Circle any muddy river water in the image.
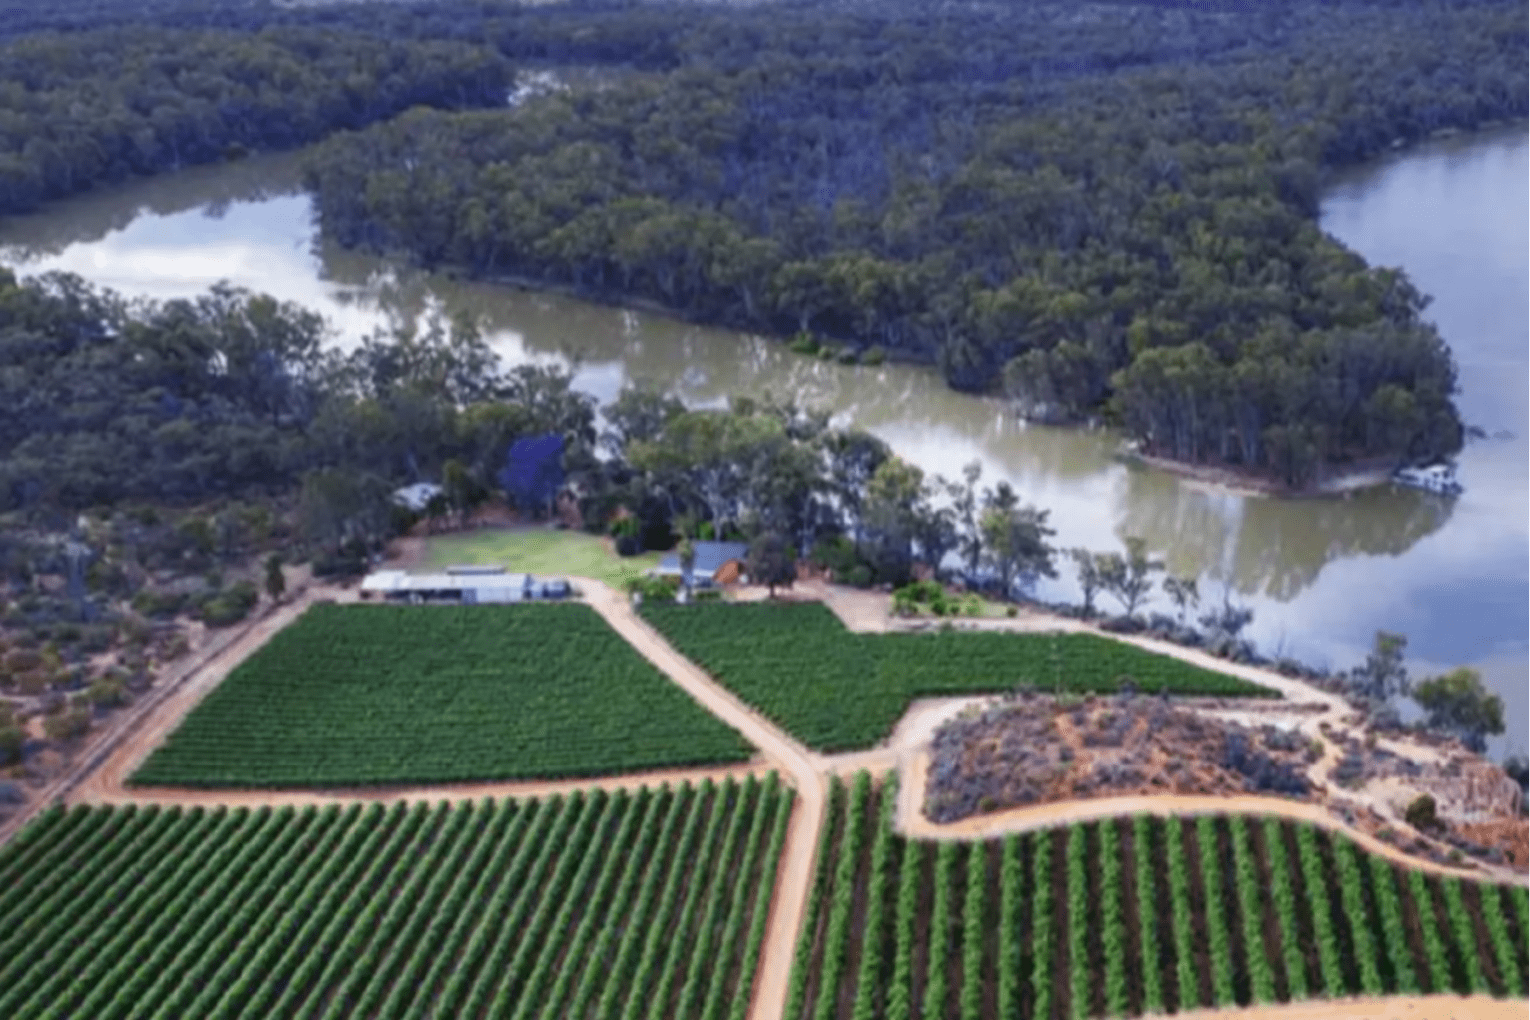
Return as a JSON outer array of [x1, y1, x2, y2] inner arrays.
[[2, 128, 1524, 753]]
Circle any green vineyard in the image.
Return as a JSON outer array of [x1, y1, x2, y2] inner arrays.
[[641, 602, 1276, 751], [0, 777, 791, 1020], [790, 772, 1530, 1019], [133, 603, 753, 787]]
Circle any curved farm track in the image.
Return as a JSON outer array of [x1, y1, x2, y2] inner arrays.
[[898, 749, 1524, 885]]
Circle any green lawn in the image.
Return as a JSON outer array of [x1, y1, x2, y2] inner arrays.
[[425, 527, 662, 589], [641, 602, 1279, 752], [131, 603, 753, 788]]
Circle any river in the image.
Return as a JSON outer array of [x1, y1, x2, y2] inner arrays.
[[1, 129, 1525, 754]]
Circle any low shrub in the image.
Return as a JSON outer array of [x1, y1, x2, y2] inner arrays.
[[1405, 793, 1440, 832]]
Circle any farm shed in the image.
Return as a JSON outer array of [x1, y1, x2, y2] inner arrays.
[[360, 566, 571, 603], [653, 541, 749, 587]]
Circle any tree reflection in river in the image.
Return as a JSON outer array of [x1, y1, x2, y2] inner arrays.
[[1115, 468, 1454, 601]]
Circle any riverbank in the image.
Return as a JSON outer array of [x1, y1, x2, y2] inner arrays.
[[1121, 448, 1397, 500]]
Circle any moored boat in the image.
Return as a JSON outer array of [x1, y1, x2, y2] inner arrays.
[[1393, 461, 1464, 495]]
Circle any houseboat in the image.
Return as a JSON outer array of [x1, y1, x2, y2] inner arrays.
[[1393, 462, 1463, 496]]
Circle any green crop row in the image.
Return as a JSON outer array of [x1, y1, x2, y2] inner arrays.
[[999, 834, 1025, 1019], [1132, 817, 1165, 1015], [1295, 824, 1346, 997], [961, 841, 987, 1020], [1480, 884, 1523, 995], [1164, 818, 1200, 1010], [0, 779, 788, 1019], [1262, 818, 1308, 1000], [1068, 825, 1090, 1020], [885, 833, 924, 1020], [923, 840, 959, 1019], [853, 773, 899, 1020], [1196, 817, 1236, 1007], [641, 602, 1276, 751], [1229, 818, 1275, 1004], [1332, 836, 1383, 994], [813, 773, 872, 1020], [1031, 827, 1055, 1020], [1442, 878, 1491, 994], [1367, 856, 1419, 994], [785, 777, 845, 1020], [1408, 869, 1454, 993], [726, 780, 795, 1020], [1099, 820, 1128, 1017], [133, 603, 753, 788]]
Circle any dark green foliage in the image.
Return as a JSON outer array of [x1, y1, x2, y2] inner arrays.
[[642, 602, 1275, 751], [131, 603, 751, 787], [0, 26, 509, 217], [299, 1, 1525, 482], [0, 780, 788, 1020], [1405, 793, 1441, 832], [885, 834, 922, 1020]]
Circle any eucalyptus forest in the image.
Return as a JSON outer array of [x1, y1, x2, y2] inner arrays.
[[0, 0, 1524, 492]]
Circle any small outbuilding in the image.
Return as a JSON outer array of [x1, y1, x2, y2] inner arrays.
[[653, 541, 749, 588], [360, 565, 571, 603]]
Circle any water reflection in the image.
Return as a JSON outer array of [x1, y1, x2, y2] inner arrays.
[[0, 131, 1523, 749]]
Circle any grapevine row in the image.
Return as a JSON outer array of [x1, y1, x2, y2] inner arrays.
[[1260, 818, 1307, 1000], [1099, 819, 1128, 1017], [1133, 817, 1164, 1015], [1068, 824, 1090, 1020]]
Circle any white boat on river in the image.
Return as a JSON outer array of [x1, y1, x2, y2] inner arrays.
[[1393, 462, 1464, 496]]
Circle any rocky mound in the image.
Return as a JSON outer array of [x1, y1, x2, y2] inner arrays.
[[925, 690, 1315, 823]]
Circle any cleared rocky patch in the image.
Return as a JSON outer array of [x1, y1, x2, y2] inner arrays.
[[925, 692, 1314, 824]]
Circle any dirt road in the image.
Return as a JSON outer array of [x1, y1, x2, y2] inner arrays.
[[897, 748, 1519, 883], [578, 579, 825, 1020], [1159, 994, 1526, 1020], [0, 583, 335, 844]]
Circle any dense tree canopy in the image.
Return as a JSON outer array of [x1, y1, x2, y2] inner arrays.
[[0, 25, 509, 215], [0, 0, 1523, 492], [289, 0, 1522, 485]]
